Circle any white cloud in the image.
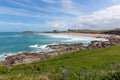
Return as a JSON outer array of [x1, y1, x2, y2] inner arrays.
[[61, 0, 73, 8], [47, 21, 69, 29], [41, 0, 73, 8], [41, 0, 75, 9], [0, 21, 43, 27], [0, 21, 53, 32], [0, 0, 81, 19], [111, 0, 120, 2], [41, 0, 56, 3], [1, 0, 120, 30], [0, 5, 62, 19], [1, 5, 120, 30], [47, 5, 120, 30], [78, 5, 120, 29]]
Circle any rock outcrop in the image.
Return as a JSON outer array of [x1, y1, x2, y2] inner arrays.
[[87, 41, 111, 49], [0, 53, 50, 66], [47, 44, 87, 51], [87, 37, 120, 49]]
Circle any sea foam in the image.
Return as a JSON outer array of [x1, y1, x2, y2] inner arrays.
[[40, 33, 108, 42], [29, 44, 41, 48]]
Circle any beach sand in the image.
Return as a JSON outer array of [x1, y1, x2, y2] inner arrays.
[[59, 32, 120, 38]]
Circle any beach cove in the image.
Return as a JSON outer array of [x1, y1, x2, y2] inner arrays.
[[0, 32, 120, 66], [0, 32, 108, 61]]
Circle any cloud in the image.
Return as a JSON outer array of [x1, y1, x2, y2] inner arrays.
[[0, 0, 81, 20], [1, 5, 120, 31], [77, 5, 120, 29], [0, 5, 62, 19], [111, 0, 120, 2], [41, 0, 57, 3], [0, 21, 43, 26], [41, 0, 73, 8], [46, 21, 69, 29], [61, 0, 73, 8], [0, 21, 53, 32], [47, 5, 120, 30], [1, 0, 120, 31]]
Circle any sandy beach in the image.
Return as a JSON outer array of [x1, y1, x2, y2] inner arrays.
[[59, 32, 120, 38]]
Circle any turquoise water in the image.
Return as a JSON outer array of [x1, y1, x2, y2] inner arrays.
[[0, 32, 107, 61]]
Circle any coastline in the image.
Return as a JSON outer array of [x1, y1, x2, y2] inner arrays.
[[58, 32, 120, 38], [0, 32, 108, 61], [0, 33, 120, 66]]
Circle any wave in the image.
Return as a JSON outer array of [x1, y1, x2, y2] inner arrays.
[[29, 44, 41, 48], [29, 44, 49, 49], [44, 33, 108, 42], [65, 36, 108, 42], [0, 53, 14, 61], [37, 33, 108, 45], [50, 34, 71, 39], [29, 44, 54, 53], [29, 43, 58, 49], [39, 33, 107, 41], [37, 33, 71, 39]]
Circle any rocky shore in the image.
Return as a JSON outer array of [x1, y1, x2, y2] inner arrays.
[[0, 36, 120, 66]]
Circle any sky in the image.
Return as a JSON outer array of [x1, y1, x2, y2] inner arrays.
[[0, 0, 120, 32]]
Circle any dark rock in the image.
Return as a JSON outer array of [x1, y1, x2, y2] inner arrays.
[[0, 53, 50, 66], [87, 41, 111, 49], [87, 37, 120, 49]]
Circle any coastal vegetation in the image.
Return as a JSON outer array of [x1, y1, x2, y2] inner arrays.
[[22, 28, 120, 36], [0, 45, 120, 80], [67, 28, 120, 35]]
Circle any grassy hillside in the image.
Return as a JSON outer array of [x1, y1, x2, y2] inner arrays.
[[0, 46, 120, 80]]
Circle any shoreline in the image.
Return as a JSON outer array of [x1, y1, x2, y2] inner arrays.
[[0, 33, 120, 66], [58, 32, 120, 38]]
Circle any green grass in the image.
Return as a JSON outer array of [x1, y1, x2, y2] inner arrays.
[[0, 46, 120, 80]]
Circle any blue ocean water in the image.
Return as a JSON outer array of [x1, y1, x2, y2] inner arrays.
[[0, 32, 107, 61]]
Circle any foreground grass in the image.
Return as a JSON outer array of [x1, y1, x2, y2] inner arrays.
[[0, 46, 120, 80]]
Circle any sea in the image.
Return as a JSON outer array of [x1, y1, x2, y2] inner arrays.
[[0, 32, 108, 61]]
